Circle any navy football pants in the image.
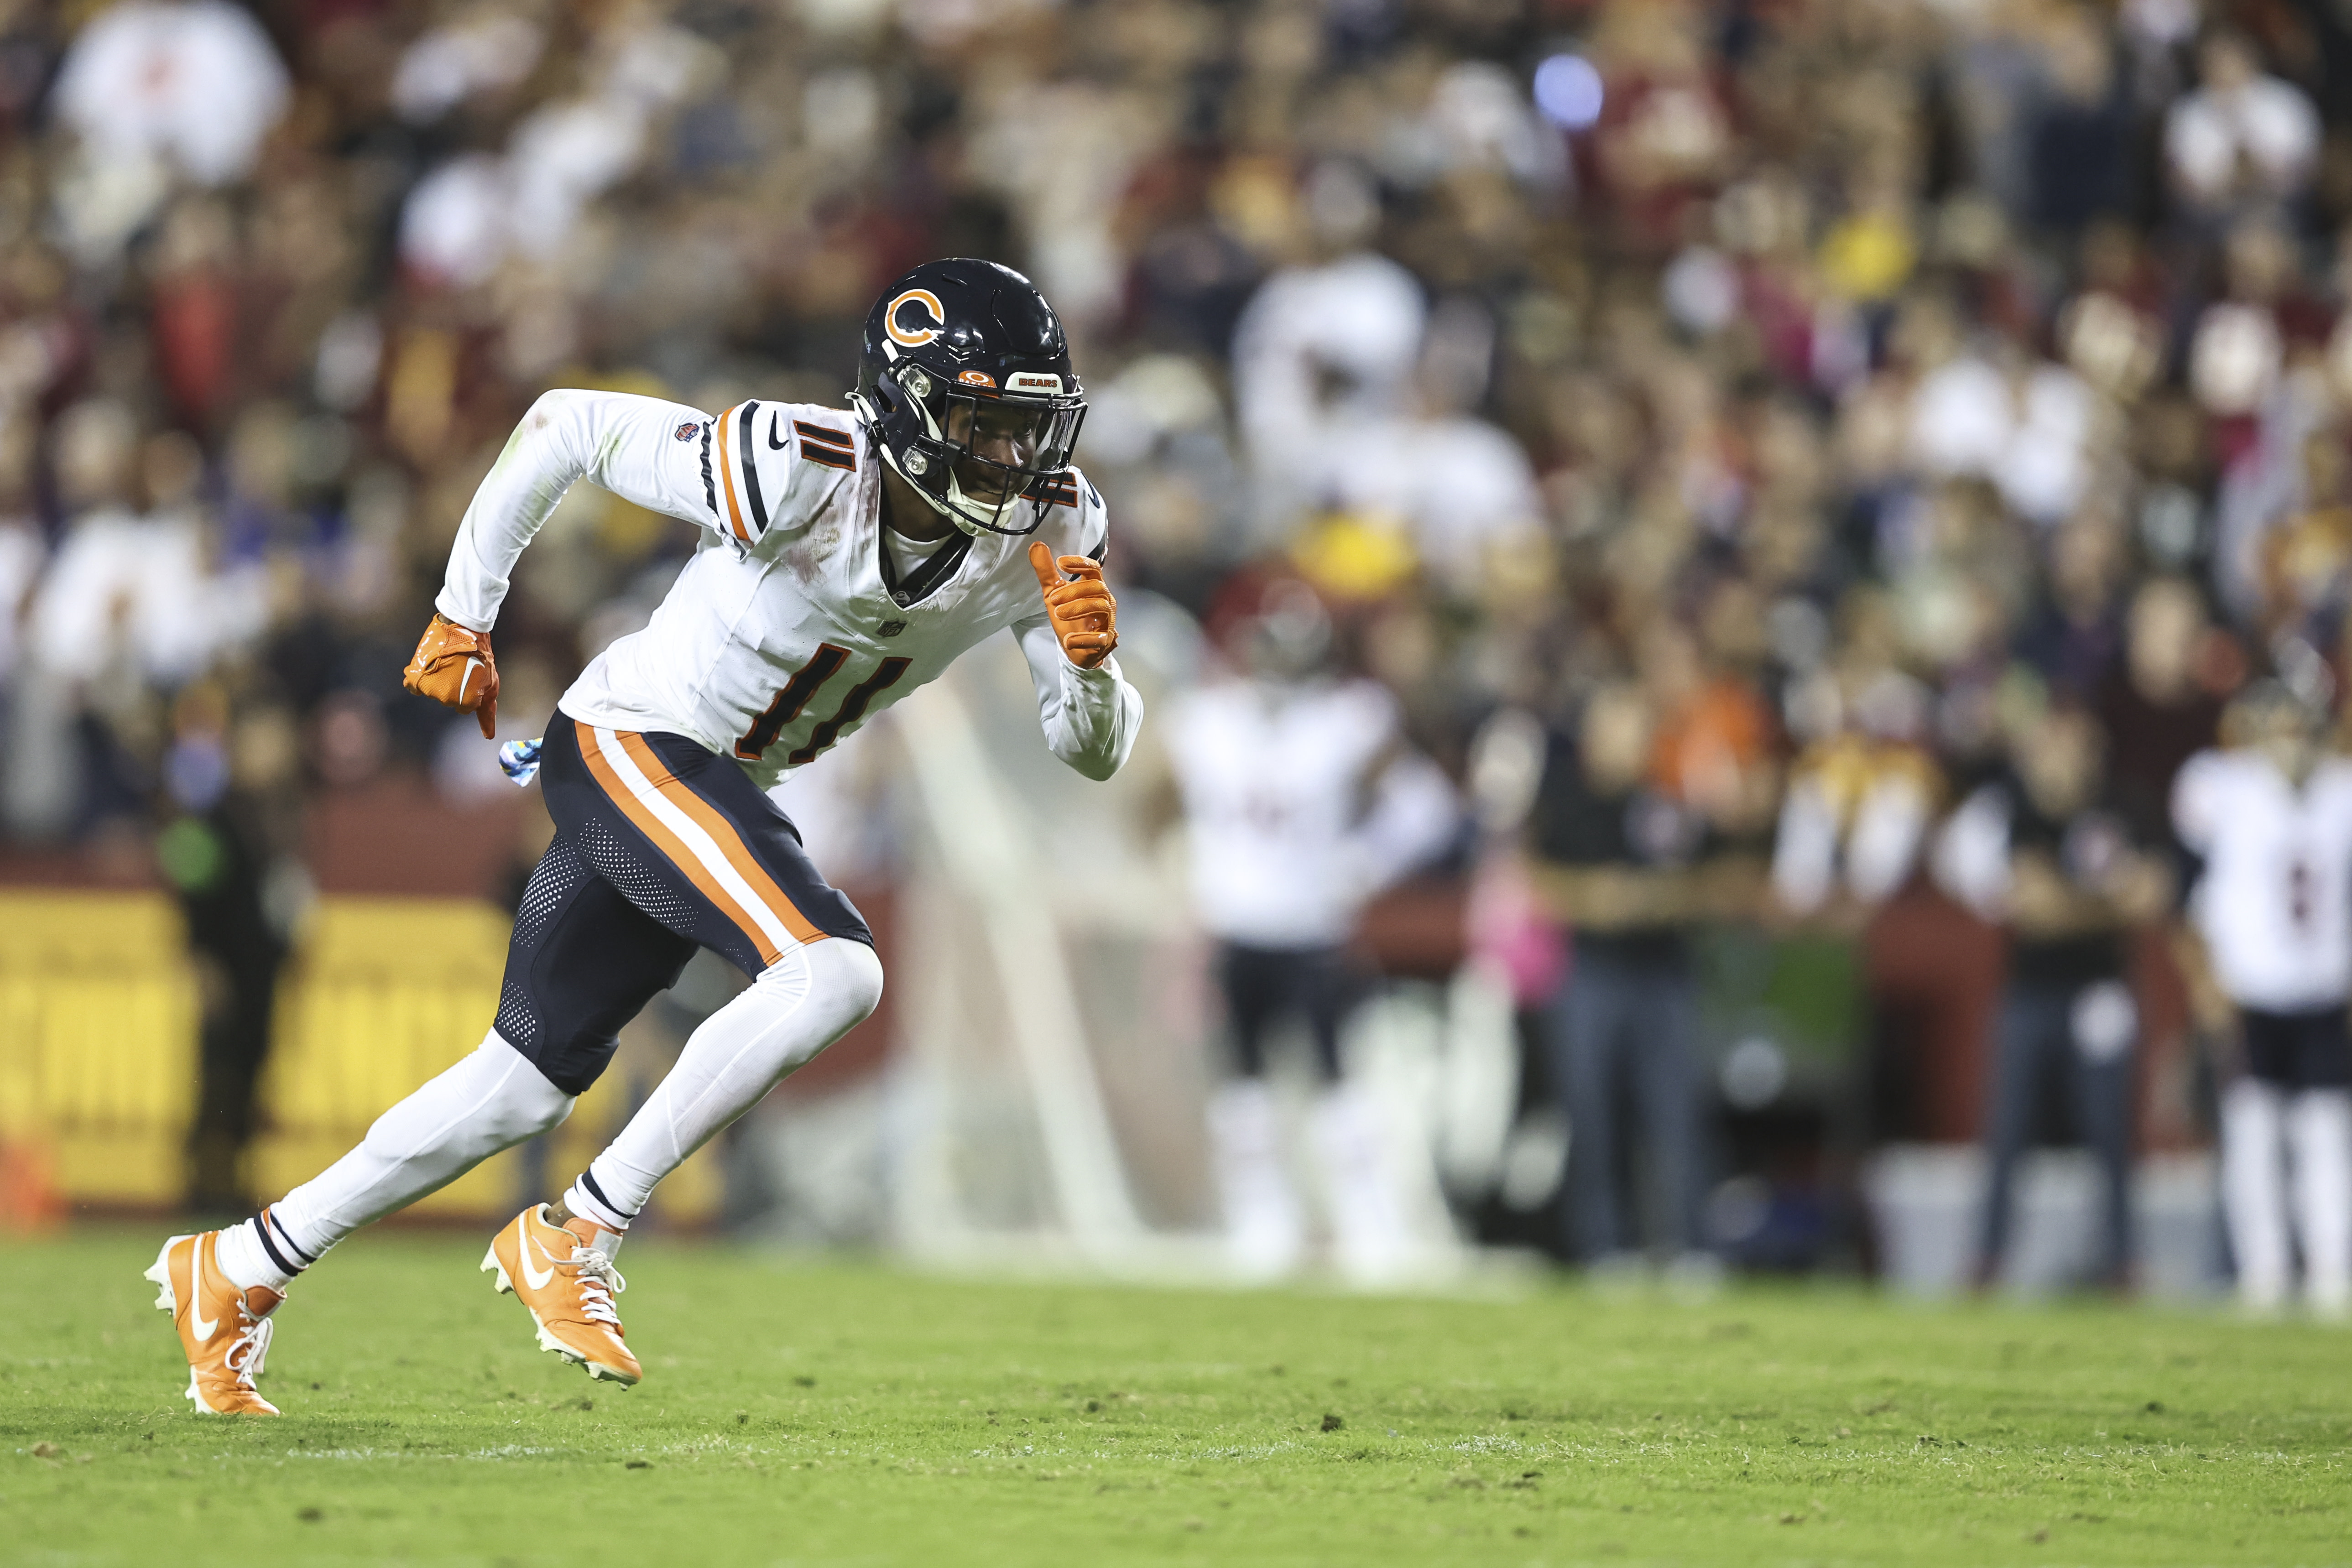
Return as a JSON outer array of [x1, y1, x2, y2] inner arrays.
[[493, 711, 871, 1095]]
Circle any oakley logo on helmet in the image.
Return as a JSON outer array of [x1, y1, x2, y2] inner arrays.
[[886, 288, 947, 347], [957, 370, 996, 387], [1007, 372, 1063, 393]]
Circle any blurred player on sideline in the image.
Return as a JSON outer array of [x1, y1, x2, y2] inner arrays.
[[1163, 575, 1456, 1282], [2172, 681, 2352, 1318], [144, 260, 1142, 1413]]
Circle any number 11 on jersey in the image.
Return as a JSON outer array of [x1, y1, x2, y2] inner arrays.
[[735, 645, 913, 766]]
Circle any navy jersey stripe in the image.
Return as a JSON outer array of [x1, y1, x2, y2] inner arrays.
[[737, 404, 769, 535], [699, 422, 717, 520]]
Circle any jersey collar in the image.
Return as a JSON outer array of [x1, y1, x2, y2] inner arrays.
[[874, 516, 974, 609]]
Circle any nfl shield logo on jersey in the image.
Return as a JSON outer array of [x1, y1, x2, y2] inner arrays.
[[876, 619, 907, 638], [674, 421, 700, 442]]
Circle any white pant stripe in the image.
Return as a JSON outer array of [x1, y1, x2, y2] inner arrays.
[[589, 725, 799, 959]]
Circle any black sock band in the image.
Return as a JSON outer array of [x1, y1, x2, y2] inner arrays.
[[579, 1170, 638, 1224], [252, 1215, 302, 1277], [262, 1208, 318, 1265]]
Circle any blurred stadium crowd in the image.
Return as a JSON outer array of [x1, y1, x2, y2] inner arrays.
[[9, 0, 2352, 1298]]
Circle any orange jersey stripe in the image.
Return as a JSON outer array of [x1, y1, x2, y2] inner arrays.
[[614, 732, 824, 948], [714, 404, 750, 542], [579, 728, 784, 965]]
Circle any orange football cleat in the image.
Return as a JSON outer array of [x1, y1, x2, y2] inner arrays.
[[482, 1207, 641, 1386], [145, 1232, 284, 1416]]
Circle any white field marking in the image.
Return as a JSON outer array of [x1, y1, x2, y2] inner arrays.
[[591, 725, 795, 956]]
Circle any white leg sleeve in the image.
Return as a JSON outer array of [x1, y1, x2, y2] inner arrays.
[[1311, 1083, 1410, 1284], [1206, 1078, 1302, 1279], [270, 1031, 575, 1263], [2222, 1078, 2290, 1310], [582, 938, 883, 1220], [2288, 1089, 2352, 1317]]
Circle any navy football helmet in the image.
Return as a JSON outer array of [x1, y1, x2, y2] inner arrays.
[[850, 259, 1087, 537]]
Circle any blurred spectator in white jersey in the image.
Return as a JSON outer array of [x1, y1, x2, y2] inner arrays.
[[2173, 682, 2352, 1318], [2163, 29, 2319, 220], [1299, 296, 1546, 595], [28, 408, 261, 690], [49, 0, 289, 263], [1162, 573, 1457, 1282], [1229, 188, 1425, 543]]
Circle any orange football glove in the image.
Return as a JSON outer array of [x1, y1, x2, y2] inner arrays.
[[1027, 542, 1118, 671], [402, 613, 500, 738]]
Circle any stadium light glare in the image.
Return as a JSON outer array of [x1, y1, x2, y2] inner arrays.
[[1533, 54, 1604, 132]]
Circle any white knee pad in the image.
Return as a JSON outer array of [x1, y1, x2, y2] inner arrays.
[[800, 935, 884, 1033], [750, 937, 884, 1075]]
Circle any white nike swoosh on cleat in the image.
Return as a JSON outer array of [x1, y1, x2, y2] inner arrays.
[[188, 1240, 219, 1341], [520, 1227, 556, 1292]]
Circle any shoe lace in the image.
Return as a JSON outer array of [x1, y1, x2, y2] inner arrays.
[[565, 1246, 626, 1329], [224, 1312, 273, 1387]]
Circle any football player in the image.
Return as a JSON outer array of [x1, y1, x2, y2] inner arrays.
[[2173, 680, 2352, 1317], [146, 260, 1142, 1413], [1161, 574, 1458, 1282]]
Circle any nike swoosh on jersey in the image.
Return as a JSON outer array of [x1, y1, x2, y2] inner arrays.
[[521, 1228, 557, 1291], [188, 1242, 219, 1340], [768, 412, 787, 450]]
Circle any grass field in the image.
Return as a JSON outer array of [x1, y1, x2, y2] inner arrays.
[[3, 1228, 2348, 1565]]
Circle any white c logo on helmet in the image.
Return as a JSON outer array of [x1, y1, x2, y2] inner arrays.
[[885, 288, 946, 347]]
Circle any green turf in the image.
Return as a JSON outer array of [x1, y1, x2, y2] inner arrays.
[[3, 1229, 2348, 1565]]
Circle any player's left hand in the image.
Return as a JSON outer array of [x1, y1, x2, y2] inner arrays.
[[402, 613, 501, 738], [1028, 542, 1118, 670]]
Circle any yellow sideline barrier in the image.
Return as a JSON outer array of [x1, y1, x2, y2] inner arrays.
[[0, 892, 199, 1209], [0, 891, 719, 1224]]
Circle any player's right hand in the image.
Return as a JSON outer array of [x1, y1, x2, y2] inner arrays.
[[402, 613, 500, 738]]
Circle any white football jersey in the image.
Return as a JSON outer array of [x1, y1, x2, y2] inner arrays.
[[2174, 749, 2352, 1011], [436, 389, 1140, 788], [1165, 677, 1450, 948]]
